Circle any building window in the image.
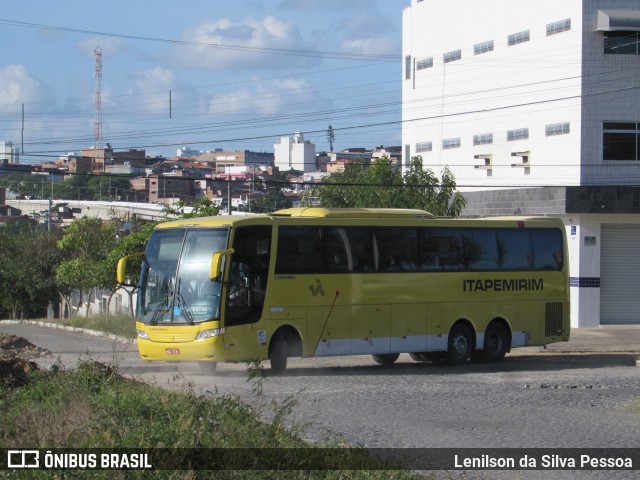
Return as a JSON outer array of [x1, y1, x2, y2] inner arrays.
[[603, 122, 639, 161], [546, 18, 571, 36], [443, 49, 462, 63], [545, 122, 570, 136], [473, 133, 493, 145], [474, 40, 494, 55], [416, 142, 432, 153], [443, 138, 461, 149], [604, 32, 640, 55], [416, 57, 433, 70], [405, 55, 412, 79], [508, 30, 530, 46], [507, 128, 529, 141]]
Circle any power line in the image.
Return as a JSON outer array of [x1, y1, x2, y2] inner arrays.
[[0, 18, 398, 62]]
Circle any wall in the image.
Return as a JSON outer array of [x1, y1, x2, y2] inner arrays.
[[402, 0, 583, 189]]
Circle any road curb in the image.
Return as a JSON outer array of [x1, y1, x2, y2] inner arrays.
[[0, 319, 136, 345]]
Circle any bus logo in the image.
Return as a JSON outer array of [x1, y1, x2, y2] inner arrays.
[[309, 279, 326, 297], [7, 450, 39, 468]]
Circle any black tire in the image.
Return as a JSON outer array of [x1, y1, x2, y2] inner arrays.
[[478, 322, 509, 362], [198, 362, 218, 375], [410, 352, 439, 362], [417, 352, 444, 363], [409, 352, 428, 362], [371, 353, 400, 365], [445, 323, 472, 365], [269, 332, 288, 374]]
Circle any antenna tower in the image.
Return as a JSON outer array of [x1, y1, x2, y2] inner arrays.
[[94, 47, 103, 148]]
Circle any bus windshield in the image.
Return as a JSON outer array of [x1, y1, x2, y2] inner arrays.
[[137, 227, 229, 325]]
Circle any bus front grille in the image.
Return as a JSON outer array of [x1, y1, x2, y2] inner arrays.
[[150, 333, 196, 343], [545, 302, 563, 337]]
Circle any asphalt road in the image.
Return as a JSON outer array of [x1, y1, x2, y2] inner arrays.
[[2, 321, 639, 479]]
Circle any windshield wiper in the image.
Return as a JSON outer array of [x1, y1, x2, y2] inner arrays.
[[150, 281, 172, 326], [175, 278, 195, 326]]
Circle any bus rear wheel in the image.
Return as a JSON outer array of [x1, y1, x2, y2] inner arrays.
[[445, 324, 472, 365], [478, 322, 509, 362], [199, 362, 218, 375], [372, 353, 400, 366]]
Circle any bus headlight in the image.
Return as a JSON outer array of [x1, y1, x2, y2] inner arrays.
[[136, 330, 150, 340], [196, 329, 220, 340]]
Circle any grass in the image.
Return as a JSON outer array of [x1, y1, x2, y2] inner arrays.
[[4, 314, 431, 478], [0, 360, 428, 480], [40, 313, 137, 340]]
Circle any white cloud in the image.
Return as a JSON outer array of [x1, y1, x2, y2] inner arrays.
[[207, 78, 324, 116], [341, 37, 399, 56], [279, 0, 371, 10], [337, 13, 401, 56], [131, 67, 176, 90], [173, 16, 315, 70], [123, 67, 178, 115], [0, 65, 51, 111]]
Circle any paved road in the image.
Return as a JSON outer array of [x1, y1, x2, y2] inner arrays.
[[2, 322, 640, 479]]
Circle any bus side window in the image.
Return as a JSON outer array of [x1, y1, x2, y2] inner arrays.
[[346, 228, 375, 272], [324, 228, 350, 272], [276, 227, 323, 274], [531, 229, 563, 270], [465, 229, 499, 271], [421, 228, 464, 271], [375, 228, 419, 272], [496, 230, 532, 270]]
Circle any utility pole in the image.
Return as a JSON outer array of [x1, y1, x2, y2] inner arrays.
[[94, 48, 103, 149], [227, 169, 232, 215]]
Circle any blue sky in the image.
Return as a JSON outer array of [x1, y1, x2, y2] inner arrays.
[[0, 0, 405, 161]]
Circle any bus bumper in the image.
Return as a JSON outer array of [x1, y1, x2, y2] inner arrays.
[[137, 335, 224, 362]]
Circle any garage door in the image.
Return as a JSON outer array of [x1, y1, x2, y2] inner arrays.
[[600, 224, 640, 324]]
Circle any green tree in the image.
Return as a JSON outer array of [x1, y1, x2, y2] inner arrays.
[[105, 221, 158, 315], [55, 217, 120, 317], [86, 174, 134, 201], [248, 171, 293, 213], [0, 221, 61, 319], [162, 197, 221, 219], [301, 155, 465, 216], [248, 188, 292, 213], [2, 172, 45, 198]]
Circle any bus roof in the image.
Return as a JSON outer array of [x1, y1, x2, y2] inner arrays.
[[152, 210, 564, 230], [271, 207, 435, 219]]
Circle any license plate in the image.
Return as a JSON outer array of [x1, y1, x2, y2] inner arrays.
[[166, 348, 180, 355]]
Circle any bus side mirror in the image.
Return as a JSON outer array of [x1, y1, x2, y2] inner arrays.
[[117, 253, 145, 284], [210, 249, 234, 281]]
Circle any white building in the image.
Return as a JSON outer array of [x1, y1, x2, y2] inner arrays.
[[1, 141, 20, 163], [274, 132, 316, 173], [176, 146, 203, 157], [402, 0, 640, 327]]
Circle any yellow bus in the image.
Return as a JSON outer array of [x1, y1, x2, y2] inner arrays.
[[117, 208, 569, 373]]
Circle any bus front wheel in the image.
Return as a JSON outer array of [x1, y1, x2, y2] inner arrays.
[[372, 353, 400, 366], [445, 324, 472, 365], [269, 333, 288, 374], [199, 362, 218, 375]]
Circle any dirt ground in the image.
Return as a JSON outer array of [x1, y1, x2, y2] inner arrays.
[[0, 333, 50, 388]]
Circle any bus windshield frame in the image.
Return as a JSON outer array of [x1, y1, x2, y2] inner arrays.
[[137, 226, 230, 325]]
